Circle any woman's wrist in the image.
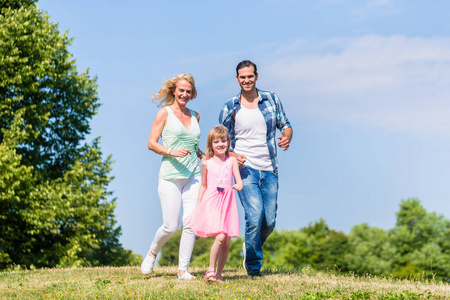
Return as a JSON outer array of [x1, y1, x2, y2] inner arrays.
[[167, 148, 172, 156]]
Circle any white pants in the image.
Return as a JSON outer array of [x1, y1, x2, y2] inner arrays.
[[149, 175, 200, 271]]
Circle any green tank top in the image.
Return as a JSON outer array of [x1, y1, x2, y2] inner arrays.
[[159, 107, 201, 180]]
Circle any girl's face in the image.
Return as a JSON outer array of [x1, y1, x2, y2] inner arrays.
[[211, 135, 229, 156]]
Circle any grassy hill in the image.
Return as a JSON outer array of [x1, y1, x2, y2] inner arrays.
[[1, 266, 449, 299]]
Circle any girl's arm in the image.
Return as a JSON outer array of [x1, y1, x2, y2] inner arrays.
[[197, 159, 208, 204], [231, 157, 243, 191]]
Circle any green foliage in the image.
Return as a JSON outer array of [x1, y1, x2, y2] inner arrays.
[[158, 230, 182, 266], [392, 260, 424, 279], [389, 198, 450, 278], [345, 223, 396, 275], [0, 0, 36, 11], [260, 219, 350, 272], [0, 4, 99, 180], [159, 199, 450, 280], [0, 3, 138, 269]]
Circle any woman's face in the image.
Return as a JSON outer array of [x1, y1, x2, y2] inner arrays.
[[173, 79, 193, 106]]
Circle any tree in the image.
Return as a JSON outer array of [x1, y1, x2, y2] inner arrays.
[[0, 1, 138, 269], [259, 220, 349, 271], [1, 1, 98, 181], [345, 223, 396, 275], [389, 199, 450, 278], [262, 229, 309, 269]]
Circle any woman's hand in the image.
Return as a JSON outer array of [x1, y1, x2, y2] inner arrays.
[[170, 148, 192, 158]]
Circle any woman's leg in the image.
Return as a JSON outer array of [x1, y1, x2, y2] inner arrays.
[[178, 175, 201, 273], [209, 233, 226, 272], [148, 178, 182, 256], [216, 235, 231, 278]]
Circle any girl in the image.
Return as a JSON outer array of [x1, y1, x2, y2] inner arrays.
[[188, 125, 243, 282]]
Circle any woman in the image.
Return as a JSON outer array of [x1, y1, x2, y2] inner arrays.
[[141, 73, 204, 279]]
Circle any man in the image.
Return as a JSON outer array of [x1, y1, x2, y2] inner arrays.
[[219, 60, 293, 277]]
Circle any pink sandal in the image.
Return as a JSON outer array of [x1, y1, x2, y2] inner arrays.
[[205, 270, 217, 282]]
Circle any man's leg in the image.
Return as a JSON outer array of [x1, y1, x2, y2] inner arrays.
[[238, 165, 264, 271], [260, 171, 278, 246]]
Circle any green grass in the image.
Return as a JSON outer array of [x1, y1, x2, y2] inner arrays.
[[1, 266, 449, 299]]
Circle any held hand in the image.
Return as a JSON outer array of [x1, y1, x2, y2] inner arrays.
[[236, 154, 247, 167], [277, 135, 290, 151], [232, 181, 243, 191], [170, 148, 192, 158]]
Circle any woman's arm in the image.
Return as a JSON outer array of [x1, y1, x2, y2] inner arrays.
[[194, 111, 205, 159], [148, 108, 169, 155], [147, 108, 192, 158]]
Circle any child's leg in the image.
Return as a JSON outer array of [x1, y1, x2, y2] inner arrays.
[[216, 235, 231, 278], [208, 233, 226, 272]]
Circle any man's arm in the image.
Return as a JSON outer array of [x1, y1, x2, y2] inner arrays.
[[273, 92, 292, 151], [219, 99, 247, 166], [278, 127, 292, 151], [228, 150, 247, 167]]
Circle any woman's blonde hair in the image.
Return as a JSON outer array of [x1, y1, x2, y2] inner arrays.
[[152, 73, 197, 107], [205, 125, 231, 159]]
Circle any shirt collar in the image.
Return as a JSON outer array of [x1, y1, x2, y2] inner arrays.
[[234, 88, 266, 104]]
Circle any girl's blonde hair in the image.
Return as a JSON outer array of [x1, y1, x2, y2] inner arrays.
[[205, 125, 231, 159], [152, 73, 197, 107]]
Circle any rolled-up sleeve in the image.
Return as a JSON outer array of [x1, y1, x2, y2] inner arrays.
[[219, 100, 237, 151], [275, 94, 291, 133]]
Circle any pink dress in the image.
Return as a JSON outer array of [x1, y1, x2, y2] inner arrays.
[[189, 157, 240, 238]]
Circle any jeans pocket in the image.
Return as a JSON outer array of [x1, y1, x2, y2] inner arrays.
[[239, 164, 249, 179]]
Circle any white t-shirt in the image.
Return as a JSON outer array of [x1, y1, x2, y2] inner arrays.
[[234, 106, 273, 171]]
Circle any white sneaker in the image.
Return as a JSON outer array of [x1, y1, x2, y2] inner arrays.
[[242, 242, 247, 271], [178, 271, 196, 280], [141, 255, 156, 275]]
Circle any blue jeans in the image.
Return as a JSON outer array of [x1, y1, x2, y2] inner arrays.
[[238, 165, 278, 271]]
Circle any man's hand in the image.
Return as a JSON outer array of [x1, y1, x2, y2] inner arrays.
[[278, 128, 293, 151], [236, 154, 247, 167], [278, 136, 290, 150]]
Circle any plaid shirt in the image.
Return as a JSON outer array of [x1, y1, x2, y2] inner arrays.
[[219, 89, 291, 174]]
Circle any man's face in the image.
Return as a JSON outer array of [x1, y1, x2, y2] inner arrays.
[[236, 66, 258, 93]]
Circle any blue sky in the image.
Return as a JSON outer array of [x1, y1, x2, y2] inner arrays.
[[38, 0, 450, 257]]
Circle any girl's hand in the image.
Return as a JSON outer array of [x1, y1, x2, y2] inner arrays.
[[232, 181, 243, 191], [170, 148, 192, 158]]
